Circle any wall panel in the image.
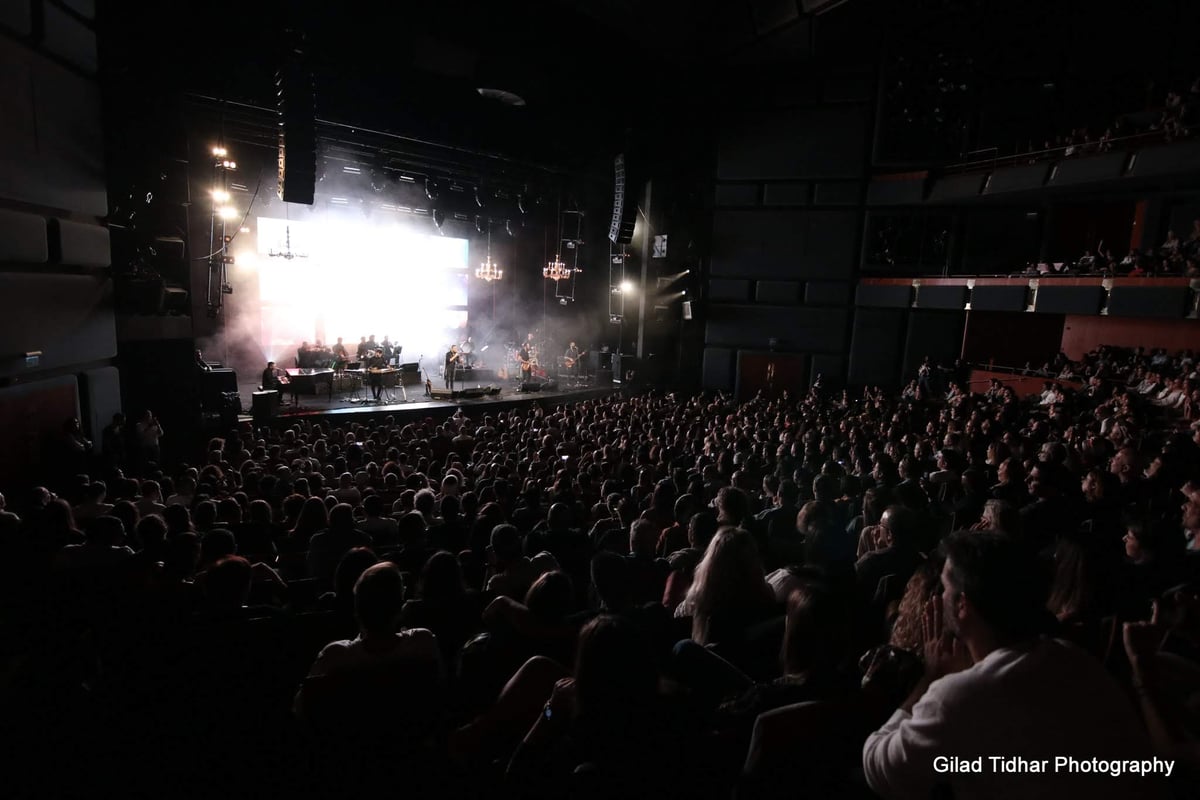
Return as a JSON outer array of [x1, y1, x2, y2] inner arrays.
[[0, 274, 116, 377], [1060, 316, 1200, 360], [705, 305, 848, 351], [848, 309, 904, 386]]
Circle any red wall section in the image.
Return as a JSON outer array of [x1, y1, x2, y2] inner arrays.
[[1060, 316, 1200, 359]]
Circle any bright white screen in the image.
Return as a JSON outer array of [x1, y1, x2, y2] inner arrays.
[[254, 217, 467, 365]]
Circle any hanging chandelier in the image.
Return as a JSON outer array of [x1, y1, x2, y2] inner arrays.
[[543, 255, 573, 281], [476, 225, 503, 282]]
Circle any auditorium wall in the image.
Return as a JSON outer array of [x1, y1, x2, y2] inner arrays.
[[704, 66, 874, 391], [1060, 315, 1200, 360], [0, 5, 117, 485]]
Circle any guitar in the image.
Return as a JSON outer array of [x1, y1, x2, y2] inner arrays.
[[564, 350, 588, 369]]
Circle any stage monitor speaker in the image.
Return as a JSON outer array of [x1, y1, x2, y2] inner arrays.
[[251, 390, 279, 420], [519, 380, 543, 392], [201, 368, 238, 408], [276, 39, 316, 206], [595, 368, 614, 384], [608, 153, 638, 244]]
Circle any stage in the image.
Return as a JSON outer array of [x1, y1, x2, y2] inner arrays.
[[235, 372, 619, 427]]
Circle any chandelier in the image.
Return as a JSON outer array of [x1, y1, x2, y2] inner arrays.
[[543, 255, 573, 281], [476, 226, 503, 281]]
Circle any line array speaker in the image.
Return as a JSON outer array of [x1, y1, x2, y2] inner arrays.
[[608, 153, 637, 244], [276, 35, 316, 206]]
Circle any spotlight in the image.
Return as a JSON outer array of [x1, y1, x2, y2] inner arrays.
[[475, 215, 486, 234], [212, 189, 230, 203], [620, 280, 634, 293], [240, 226, 251, 234], [474, 186, 485, 208], [425, 178, 439, 200], [517, 193, 527, 215], [212, 146, 227, 157], [432, 208, 445, 230], [505, 219, 516, 237], [218, 206, 238, 220]]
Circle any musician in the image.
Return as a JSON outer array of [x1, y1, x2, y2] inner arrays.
[[445, 344, 461, 390], [357, 336, 370, 359], [518, 341, 534, 380], [366, 334, 379, 354], [332, 337, 348, 360], [367, 349, 386, 401], [297, 341, 311, 368], [564, 341, 582, 377], [262, 361, 282, 392], [381, 336, 395, 363]]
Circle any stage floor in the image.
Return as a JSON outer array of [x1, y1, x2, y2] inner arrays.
[[235, 374, 618, 426]]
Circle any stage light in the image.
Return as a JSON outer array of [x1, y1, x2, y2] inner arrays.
[[476, 216, 486, 234], [221, 160, 237, 170], [218, 205, 238, 220], [432, 208, 445, 230], [474, 186, 485, 208], [620, 280, 634, 293], [212, 189, 230, 203], [505, 219, 516, 237], [212, 146, 227, 157], [425, 178, 439, 200]]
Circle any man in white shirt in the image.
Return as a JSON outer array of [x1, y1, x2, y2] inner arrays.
[[863, 531, 1168, 800]]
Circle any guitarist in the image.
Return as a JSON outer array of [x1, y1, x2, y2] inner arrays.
[[563, 341, 586, 378]]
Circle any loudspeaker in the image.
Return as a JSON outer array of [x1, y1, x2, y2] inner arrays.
[[251, 390, 280, 420], [519, 380, 543, 392], [608, 153, 638, 244], [595, 368, 614, 384], [201, 368, 238, 409], [276, 37, 316, 205]]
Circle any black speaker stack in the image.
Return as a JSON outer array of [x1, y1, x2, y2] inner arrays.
[[608, 153, 637, 244], [276, 31, 316, 205]]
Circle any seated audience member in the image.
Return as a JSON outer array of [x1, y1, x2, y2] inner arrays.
[[507, 615, 701, 797], [307, 503, 371, 586], [400, 550, 482, 668], [294, 562, 444, 720], [863, 531, 1166, 800], [486, 523, 538, 600]]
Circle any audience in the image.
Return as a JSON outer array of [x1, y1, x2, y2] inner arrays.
[[2, 346, 1198, 798]]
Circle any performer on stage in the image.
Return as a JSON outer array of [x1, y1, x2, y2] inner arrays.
[[356, 336, 370, 359], [367, 349, 386, 401], [517, 341, 534, 380], [445, 344, 461, 390], [381, 336, 395, 363], [262, 361, 282, 392], [331, 337, 348, 372], [564, 341, 583, 377]]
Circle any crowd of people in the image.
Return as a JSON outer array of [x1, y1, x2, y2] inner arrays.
[[1017, 75, 1200, 162], [1, 343, 1198, 798]]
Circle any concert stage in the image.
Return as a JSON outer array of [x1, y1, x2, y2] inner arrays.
[[236, 375, 618, 427]]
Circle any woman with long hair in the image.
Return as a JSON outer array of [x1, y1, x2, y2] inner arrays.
[[678, 527, 775, 646]]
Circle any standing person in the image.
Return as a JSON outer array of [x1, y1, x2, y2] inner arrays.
[[563, 341, 583, 379], [444, 344, 461, 390], [101, 413, 128, 472], [135, 409, 164, 467], [367, 349, 386, 402], [518, 341, 534, 382]]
